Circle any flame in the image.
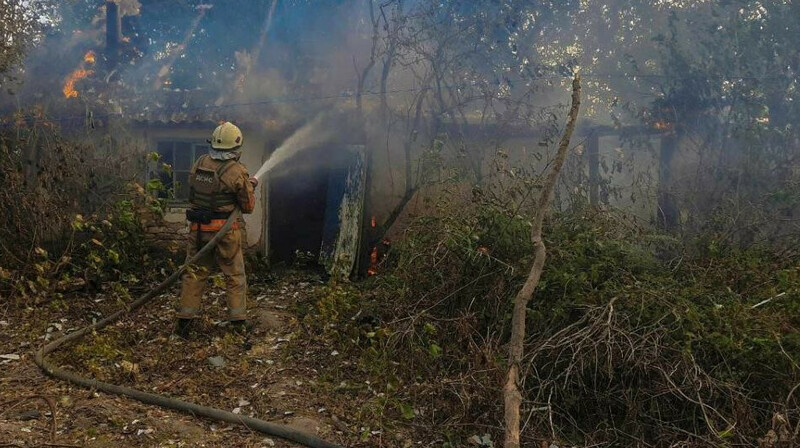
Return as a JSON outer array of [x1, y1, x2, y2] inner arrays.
[[63, 69, 94, 98], [653, 120, 673, 131], [367, 238, 391, 276], [62, 50, 97, 98], [367, 247, 379, 276], [367, 217, 380, 275]]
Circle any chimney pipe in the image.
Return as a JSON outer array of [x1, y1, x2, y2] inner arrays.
[[105, 1, 121, 68]]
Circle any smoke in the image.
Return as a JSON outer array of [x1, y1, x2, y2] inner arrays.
[[253, 113, 341, 180], [117, 0, 142, 17]]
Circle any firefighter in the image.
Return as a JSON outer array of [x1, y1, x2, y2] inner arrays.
[[176, 121, 258, 337]]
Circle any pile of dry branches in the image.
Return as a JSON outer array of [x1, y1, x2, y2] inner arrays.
[[0, 118, 132, 261]]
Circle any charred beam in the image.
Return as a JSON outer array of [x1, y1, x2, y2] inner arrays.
[[105, 1, 122, 69]]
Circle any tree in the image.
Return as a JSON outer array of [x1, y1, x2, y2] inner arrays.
[[637, 2, 800, 240], [503, 75, 581, 448], [0, 0, 54, 90], [359, 0, 584, 241]]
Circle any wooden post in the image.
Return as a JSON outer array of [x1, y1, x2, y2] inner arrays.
[[587, 132, 600, 206], [658, 133, 678, 228]]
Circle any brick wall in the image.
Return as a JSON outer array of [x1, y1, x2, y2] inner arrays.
[[129, 184, 250, 253], [140, 209, 188, 254], [127, 183, 187, 254], [128, 183, 249, 253]]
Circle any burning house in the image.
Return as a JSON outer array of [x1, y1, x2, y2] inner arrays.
[[14, 1, 376, 277], [6, 0, 679, 279], [134, 112, 369, 278]]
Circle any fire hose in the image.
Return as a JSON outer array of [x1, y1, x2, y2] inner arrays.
[[34, 209, 343, 448]]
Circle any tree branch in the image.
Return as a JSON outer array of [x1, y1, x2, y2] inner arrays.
[[503, 74, 581, 448]]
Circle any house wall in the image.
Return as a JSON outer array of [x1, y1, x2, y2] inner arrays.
[[363, 125, 409, 224], [490, 136, 587, 210], [132, 120, 664, 262], [662, 131, 737, 227], [363, 126, 664, 236]]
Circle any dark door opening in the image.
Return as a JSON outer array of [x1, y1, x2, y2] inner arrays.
[[267, 144, 367, 277], [268, 148, 330, 264]]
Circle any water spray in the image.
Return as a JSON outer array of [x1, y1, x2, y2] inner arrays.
[[253, 114, 337, 181]]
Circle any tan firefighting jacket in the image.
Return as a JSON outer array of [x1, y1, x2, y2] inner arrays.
[[188, 154, 255, 231]]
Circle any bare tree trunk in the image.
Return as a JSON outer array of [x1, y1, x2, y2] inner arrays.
[[356, 0, 380, 114], [377, 84, 427, 239], [379, 0, 401, 119], [503, 75, 581, 448]]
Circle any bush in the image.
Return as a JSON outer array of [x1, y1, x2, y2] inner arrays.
[[0, 184, 173, 303], [0, 118, 167, 303], [300, 189, 799, 447]]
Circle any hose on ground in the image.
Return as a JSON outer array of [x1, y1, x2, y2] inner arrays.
[[34, 210, 343, 448]]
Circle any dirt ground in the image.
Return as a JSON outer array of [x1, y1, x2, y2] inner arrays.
[[0, 270, 362, 448]]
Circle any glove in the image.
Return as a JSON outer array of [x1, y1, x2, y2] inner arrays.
[[248, 177, 259, 188]]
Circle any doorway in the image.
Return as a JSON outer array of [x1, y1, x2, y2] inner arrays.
[[268, 148, 329, 263], [267, 144, 367, 278]]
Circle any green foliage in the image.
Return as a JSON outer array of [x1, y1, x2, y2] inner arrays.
[[2, 193, 161, 302], [70, 199, 149, 282], [146, 178, 166, 194], [302, 189, 798, 445], [307, 284, 361, 331], [0, 0, 55, 85], [0, 117, 153, 302], [398, 402, 415, 420], [1, 174, 173, 304], [522, 217, 799, 443], [72, 331, 131, 376]]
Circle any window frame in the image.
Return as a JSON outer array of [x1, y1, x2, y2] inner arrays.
[[150, 139, 209, 205]]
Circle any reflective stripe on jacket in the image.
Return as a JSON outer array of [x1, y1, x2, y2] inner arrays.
[[189, 218, 241, 232]]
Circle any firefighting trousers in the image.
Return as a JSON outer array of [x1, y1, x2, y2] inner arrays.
[[178, 228, 247, 321]]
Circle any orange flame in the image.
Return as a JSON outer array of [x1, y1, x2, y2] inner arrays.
[[371, 216, 377, 228], [83, 50, 96, 64], [367, 247, 379, 276], [63, 69, 94, 98], [653, 120, 673, 131]]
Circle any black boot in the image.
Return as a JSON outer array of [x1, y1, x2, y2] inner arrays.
[[175, 318, 193, 339]]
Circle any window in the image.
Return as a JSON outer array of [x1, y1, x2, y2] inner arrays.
[[153, 140, 208, 201]]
